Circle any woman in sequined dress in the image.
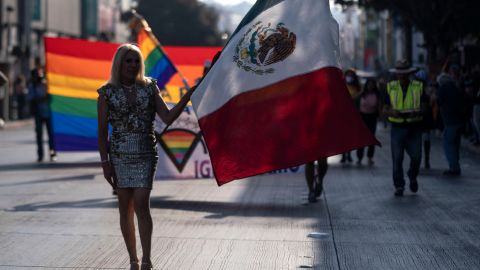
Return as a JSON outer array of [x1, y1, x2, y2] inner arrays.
[[97, 44, 194, 270]]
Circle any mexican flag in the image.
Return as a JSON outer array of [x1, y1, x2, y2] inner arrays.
[[192, 0, 378, 185]]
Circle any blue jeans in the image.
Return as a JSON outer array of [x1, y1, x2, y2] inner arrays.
[[390, 125, 422, 188], [443, 125, 462, 172]]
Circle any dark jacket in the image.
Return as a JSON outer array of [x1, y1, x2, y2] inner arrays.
[[436, 73, 466, 126]]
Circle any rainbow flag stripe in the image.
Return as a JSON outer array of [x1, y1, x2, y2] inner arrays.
[[45, 36, 221, 151], [137, 28, 177, 89], [158, 46, 221, 104], [45, 37, 118, 151], [161, 130, 197, 163]]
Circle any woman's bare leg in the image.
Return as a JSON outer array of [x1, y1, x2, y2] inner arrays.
[[117, 188, 139, 268], [133, 188, 153, 267]]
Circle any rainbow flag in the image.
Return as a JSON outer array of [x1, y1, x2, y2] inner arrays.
[[45, 37, 118, 151], [137, 28, 177, 89], [158, 46, 221, 104], [45, 36, 221, 151]]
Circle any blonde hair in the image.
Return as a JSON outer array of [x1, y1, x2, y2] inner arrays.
[[108, 43, 151, 87]]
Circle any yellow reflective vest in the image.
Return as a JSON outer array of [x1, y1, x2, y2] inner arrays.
[[387, 80, 423, 123]]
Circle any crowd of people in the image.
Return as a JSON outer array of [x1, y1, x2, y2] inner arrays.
[[308, 60, 480, 201]]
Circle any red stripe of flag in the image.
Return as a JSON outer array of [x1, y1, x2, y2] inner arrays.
[[44, 37, 118, 60], [198, 67, 379, 185]]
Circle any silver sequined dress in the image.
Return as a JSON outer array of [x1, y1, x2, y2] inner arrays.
[[97, 80, 158, 189]]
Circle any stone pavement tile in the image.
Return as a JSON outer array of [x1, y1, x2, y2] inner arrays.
[[148, 237, 336, 270], [0, 233, 127, 269], [336, 242, 480, 270], [0, 233, 336, 269]]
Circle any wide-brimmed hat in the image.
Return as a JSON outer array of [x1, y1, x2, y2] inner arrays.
[[389, 60, 417, 74]]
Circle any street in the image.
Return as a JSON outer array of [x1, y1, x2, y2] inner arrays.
[[1, 122, 479, 269]]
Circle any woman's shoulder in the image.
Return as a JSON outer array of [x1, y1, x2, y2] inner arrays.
[[144, 77, 157, 87], [97, 82, 115, 97], [140, 77, 158, 93]]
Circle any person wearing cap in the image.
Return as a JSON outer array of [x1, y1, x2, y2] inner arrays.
[[383, 60, 427, 196]]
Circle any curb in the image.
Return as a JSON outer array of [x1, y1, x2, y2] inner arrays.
[[0, 118, 34, 130]]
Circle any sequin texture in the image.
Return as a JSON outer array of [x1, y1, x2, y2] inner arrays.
[[98, 81, 158, 189]]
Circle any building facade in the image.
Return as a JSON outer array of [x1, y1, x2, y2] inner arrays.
[[0, 0, 132, 120]]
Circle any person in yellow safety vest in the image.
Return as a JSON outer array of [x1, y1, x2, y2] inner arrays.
[[383, 60, 428, 197]]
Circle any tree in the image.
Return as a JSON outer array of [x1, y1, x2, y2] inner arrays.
[[336, 0, 480, 70], [137, 0, 223, 46]]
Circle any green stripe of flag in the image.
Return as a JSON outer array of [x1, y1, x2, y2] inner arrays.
[[171, 148, 188, 152], [51, 95, 97, 118], [144, 47, 164, 75]]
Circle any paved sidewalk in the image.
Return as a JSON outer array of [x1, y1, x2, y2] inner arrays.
[[0, 119, 33, 130], [0, 125, 479, 269]]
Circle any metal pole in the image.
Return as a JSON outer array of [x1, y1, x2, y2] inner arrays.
[[1, 79, 9, 121], [19, 0, 32, 78]]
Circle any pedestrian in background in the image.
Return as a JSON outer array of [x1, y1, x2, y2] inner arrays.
[[464, 77, 480, 146], [0, 70, 7, 126], [340, 68, 361, 163], [436, 64, 466, 176], [14, 75, 28, 119], [97, 44, 195, 270], [415, 69, 434, 169], [305, 158, 328, 203], [383, 60, 427, 196], [28, 67, 57, 162], [472, 79, 480, 147], [356, 78, 380, 165]]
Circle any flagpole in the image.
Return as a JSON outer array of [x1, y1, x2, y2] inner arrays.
[[131, 10, 191, 91]]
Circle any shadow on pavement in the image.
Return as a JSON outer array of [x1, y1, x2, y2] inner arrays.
[[0, 173, 97, 187], [7, 196, 170, 212], [8, 198, 118, 212], [0, 162, 100, 171], [149, 197, 327, 220]]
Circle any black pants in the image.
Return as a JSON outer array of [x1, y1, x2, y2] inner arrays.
[[357, 113, 377, 160], [305, 158, 328, 192], [35, 115, 55, 160]]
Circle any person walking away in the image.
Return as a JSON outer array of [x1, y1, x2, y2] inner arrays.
[[356, 78, 380, 165], [464, 78, 480, 146], [305, 158, 328, 203], [341, 69, 361, 163], [97, 44, 195, 270], [383, 60, 427, 196], [14, 75, 28, 119], [28, 69, 57, 162], [0, 71, 7, 124], [472, 79, 480, 146], [436, 64, 466, 176], [414, 69, 434, 169]]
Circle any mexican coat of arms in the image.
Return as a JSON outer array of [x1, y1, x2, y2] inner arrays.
[[233, 21, 297, 75]]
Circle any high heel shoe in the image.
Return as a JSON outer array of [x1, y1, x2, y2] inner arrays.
[[130, 261, 139, 270], [141, 262, 153, 270]]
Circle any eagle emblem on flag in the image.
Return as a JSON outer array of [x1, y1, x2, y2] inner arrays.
[[233, 21, 297, 75]]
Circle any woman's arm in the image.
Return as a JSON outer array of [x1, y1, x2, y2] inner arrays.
[[97, 95, 115, 188], [155, 85, 196, 126], [97, 95, 109, 162]]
